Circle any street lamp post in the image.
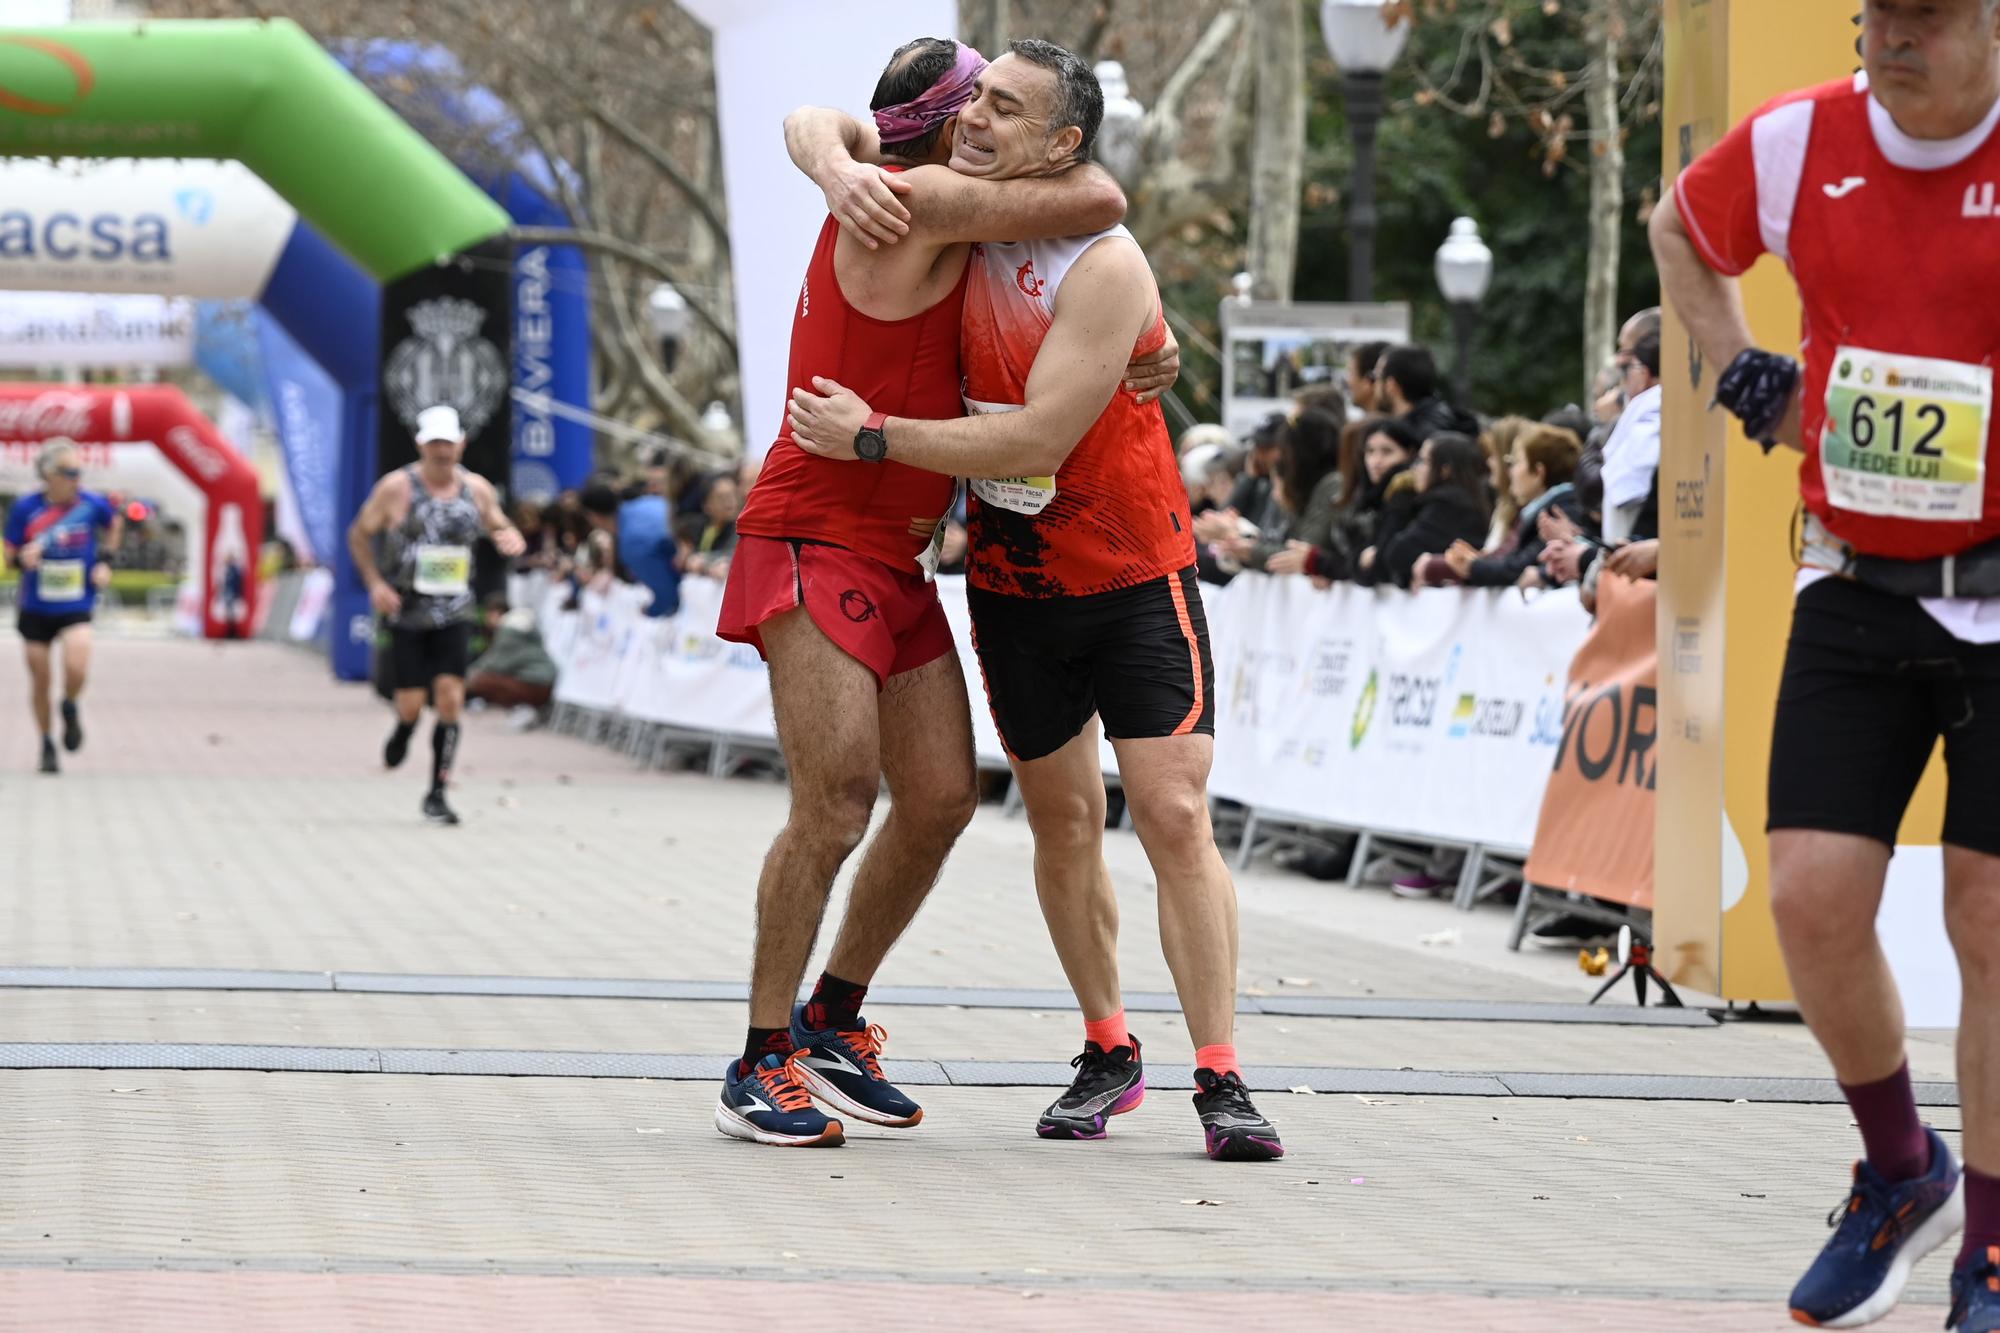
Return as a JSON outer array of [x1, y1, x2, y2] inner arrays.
[[1321, 0, 1411, 303], [1434, 216, 1495, 406], [646, 283, 689, 373], [1093, 60, 1146, 187]]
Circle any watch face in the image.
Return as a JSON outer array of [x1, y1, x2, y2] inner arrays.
[[856, 429, 888, 462]]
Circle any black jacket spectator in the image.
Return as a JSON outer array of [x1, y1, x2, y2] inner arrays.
[[1359, 432, 1492, 589], [1403, 395, 1482, 442], [1368, 488, 1491, 588]]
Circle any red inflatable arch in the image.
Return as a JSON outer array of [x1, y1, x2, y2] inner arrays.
[[0, 384, 262, 639]]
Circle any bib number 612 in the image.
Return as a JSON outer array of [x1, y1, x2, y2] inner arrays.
[[1848, 394, 1947, 456]]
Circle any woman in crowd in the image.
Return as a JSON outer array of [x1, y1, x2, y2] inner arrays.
[[1267, 416, 1420, 582], [1235, 408, 1346, 571], [1356, 432, 1492, 589], [1426, 423, 1585, 589]]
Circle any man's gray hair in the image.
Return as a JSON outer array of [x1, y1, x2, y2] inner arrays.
[[1007, 38, 1103, 159], [35, 437, 80, 479]]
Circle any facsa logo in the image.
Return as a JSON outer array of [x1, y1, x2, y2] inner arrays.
[[0, 210, 174, 264]]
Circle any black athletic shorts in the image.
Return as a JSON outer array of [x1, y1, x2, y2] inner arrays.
[[967, 565, 1215, 763], [390, 621, 473, 691], [1769, 576, 2000, 857], [17, 610, 92, 644]]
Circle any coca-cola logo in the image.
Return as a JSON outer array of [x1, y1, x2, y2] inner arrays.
[[164, 423, 228, 484], [0, 391, 95, 440]]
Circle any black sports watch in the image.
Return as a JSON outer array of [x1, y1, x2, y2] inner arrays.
[[854, 412, 889, 463]]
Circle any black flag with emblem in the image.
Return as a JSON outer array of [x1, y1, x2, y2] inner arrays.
[[378, 237, 514, 493]]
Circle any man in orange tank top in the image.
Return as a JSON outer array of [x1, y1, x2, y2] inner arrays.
[[712, 38, 1177, 1150], [787, 42, 1283, 1163]]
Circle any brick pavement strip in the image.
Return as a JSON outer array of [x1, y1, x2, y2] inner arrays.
[[0, 638, 1966, 1328]]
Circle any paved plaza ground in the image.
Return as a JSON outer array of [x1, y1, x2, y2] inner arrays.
[[0, 633, 1967, 1330]]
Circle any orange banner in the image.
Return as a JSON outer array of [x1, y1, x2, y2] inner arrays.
[[1524, 573, 1658, 909]]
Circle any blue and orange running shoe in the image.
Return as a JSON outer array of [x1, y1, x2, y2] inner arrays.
[[1789, 1126, 1961, 1327], [789, 1006, 923, 1129], [1192, 1067, 1284, 1161], [714, 1051, 844, 1147], [1036, 1037, 1145, 1140], [1950, 1244, 2000, 1332]]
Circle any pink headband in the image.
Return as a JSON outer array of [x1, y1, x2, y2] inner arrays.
[[873, 42, 988, 144]]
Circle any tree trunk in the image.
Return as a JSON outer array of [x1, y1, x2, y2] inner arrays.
[[1245, 0, 1305, 302], [1582, 0, 1625, 399]]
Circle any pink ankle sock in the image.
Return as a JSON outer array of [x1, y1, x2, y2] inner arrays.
[[1960, 1166, 2000, 1268], [1195, 1044, 1240, 1079], [1838, 1061, 1930, 1183], [1083, 1009, 1129, 1052]]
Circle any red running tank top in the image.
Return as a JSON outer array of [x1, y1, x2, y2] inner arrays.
[[736, 185, 968, 572], [959, 228, 1194, 598]]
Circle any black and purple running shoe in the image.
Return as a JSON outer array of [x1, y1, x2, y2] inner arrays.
[[1036, 1037, 1145, 1140], [1192, 1067, 1284, 1161]]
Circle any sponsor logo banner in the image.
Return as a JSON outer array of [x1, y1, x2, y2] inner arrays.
[[0, 291, 194, 367], [1524, 572, 1659, 909], [0, 158, 296, 297]]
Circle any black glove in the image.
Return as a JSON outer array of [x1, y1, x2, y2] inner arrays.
[[1712, 348, 1800, 450]]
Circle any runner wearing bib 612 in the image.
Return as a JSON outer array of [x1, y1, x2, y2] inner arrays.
[[346, 405, 525, 826], [1656, 2, 2000, 1326]]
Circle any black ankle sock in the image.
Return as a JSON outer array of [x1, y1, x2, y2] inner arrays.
[[430, 721, 459, 794], [802, 971, 869, 1032], [740, 1026, 794, 1076]]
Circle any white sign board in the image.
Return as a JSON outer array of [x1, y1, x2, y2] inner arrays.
[[1221, 300, 1411, 440], [0, 291, 195, 367], [0, 159, 297, 298]]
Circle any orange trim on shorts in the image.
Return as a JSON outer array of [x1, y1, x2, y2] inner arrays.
[[965, 607, 1019, 763], [1165, 572, 1203, 736]]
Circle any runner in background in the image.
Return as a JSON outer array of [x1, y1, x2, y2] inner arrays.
[[1655, 1, 2000, 1326], [4, 438, 121, 775], [347, 406, 525, 826]]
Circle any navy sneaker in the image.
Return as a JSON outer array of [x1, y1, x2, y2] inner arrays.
[[1036, 1037, 1144, 1140], [789, 1006, 923, 1129], [60, 699, 82, 753], [1192, 1067, 1285, 1161], [1789, 1126, 1962, 1328], [1950, 1244, 2000, 1332], [714, 1051, 844, 1147]]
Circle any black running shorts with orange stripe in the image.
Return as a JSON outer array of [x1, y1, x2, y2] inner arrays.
[[966, 565, 1214, 763]]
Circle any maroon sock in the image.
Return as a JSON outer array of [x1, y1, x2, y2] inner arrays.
[[1839, 1061, 1930, 1183], [1959, 1167, 2000, 1269], [802, 971, 868, 1032]]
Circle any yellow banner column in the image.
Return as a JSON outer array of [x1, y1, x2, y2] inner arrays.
[[1656, 0, 1949, 1002]]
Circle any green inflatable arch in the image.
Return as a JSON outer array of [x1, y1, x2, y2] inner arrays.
[[0, 18, 508, 279]]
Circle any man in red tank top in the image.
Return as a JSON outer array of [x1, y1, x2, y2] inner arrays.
[[712, 37, 1166, 1150], [1657, 2, 2000, 1325], [787, 42, 1284, 1164]]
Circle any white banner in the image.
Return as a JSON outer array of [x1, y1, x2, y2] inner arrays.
[[0, 291, 195, 367], [540, 572, 1593, 852], [0, 159, 297, 298], [1209, 578, 1590, 850]]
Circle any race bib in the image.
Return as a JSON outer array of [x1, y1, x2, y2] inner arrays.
[[413, 544, 472, 597], [962, 391, 1057, 516], [36, 558, 85, 604], [1821, 345, 1991, 523], [914, 482, 962, 583]]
